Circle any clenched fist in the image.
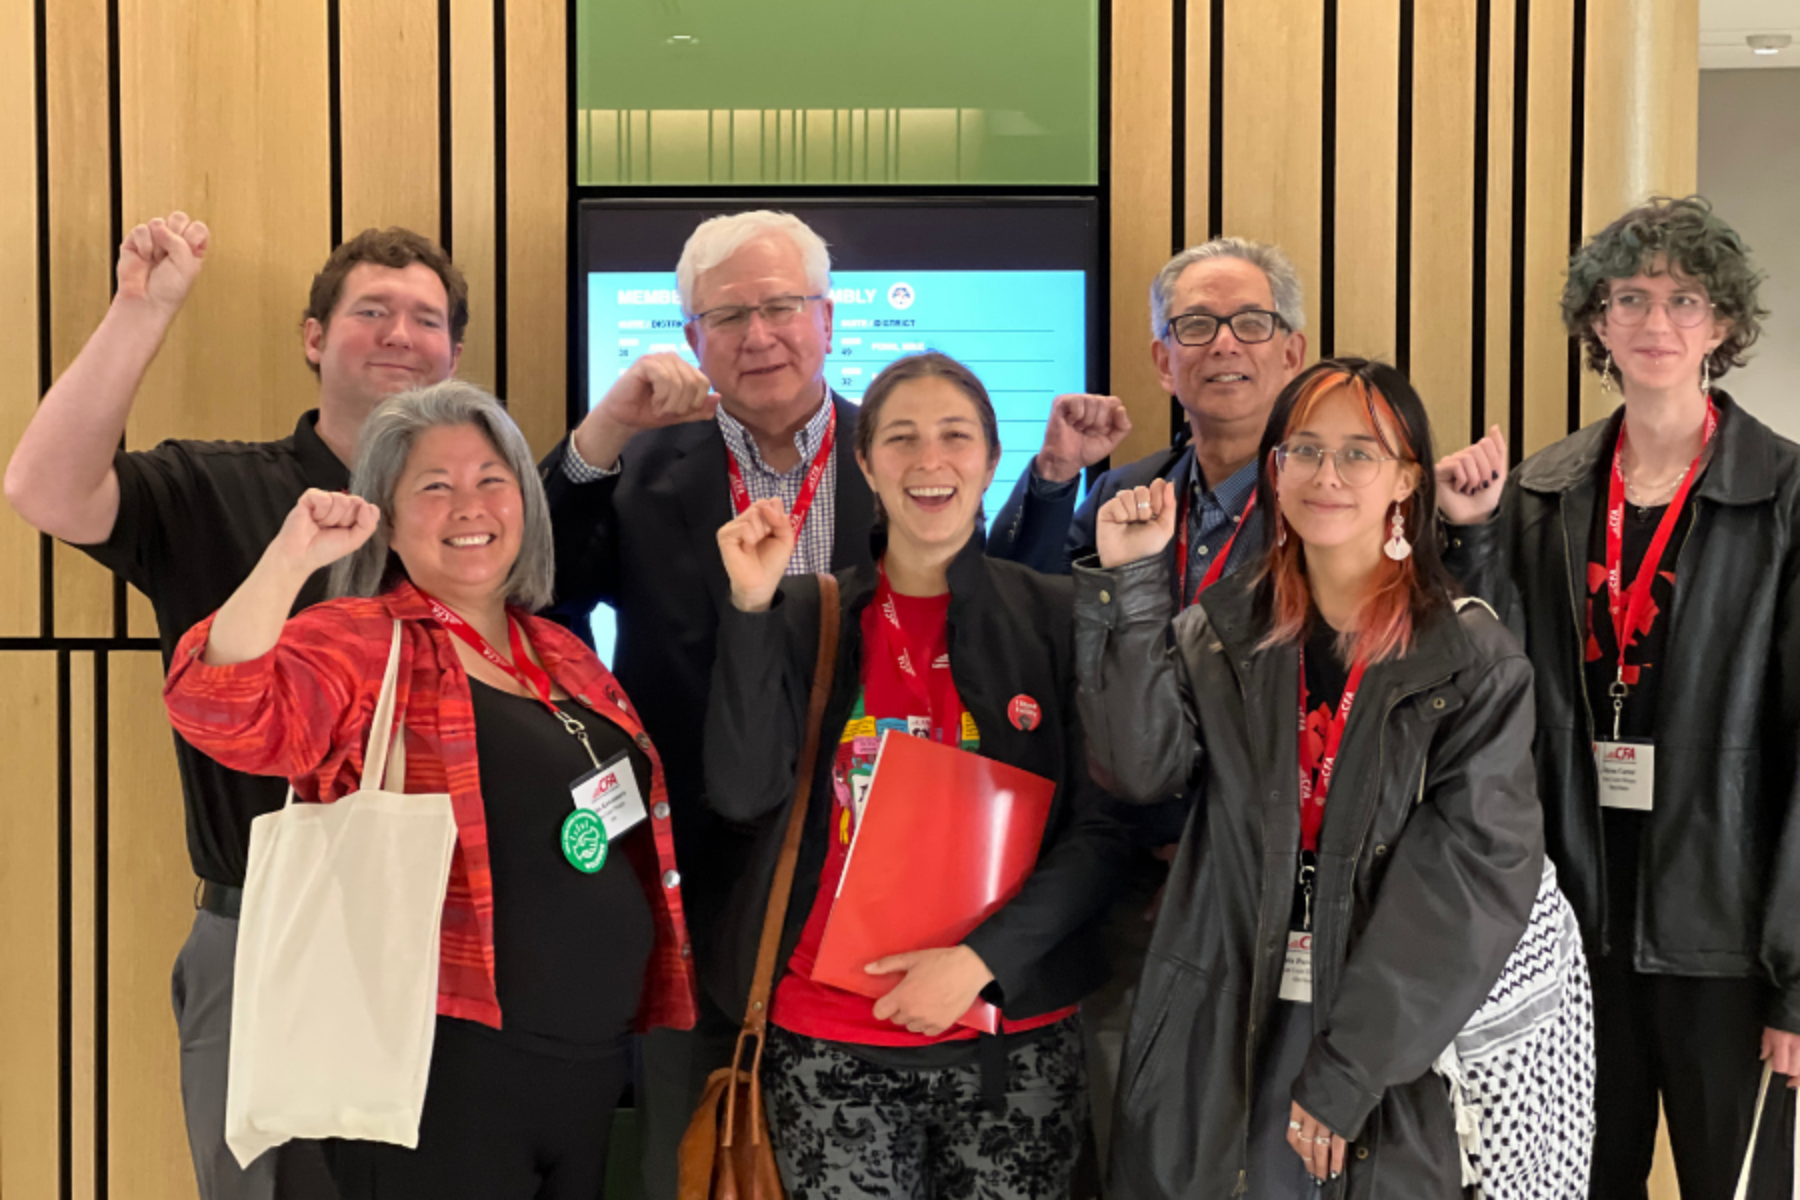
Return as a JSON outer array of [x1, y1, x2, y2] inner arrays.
[[1435, 425, 1508, 526], [270, 489, 381, 577], [572, 353, 722, 470], [1037, 394, 1133, 484], [1096, 478, 1180, 568], [717, 497, 796, 612], [117, 212, 209, 318]]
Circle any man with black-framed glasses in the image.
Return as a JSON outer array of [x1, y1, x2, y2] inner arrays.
[[987, 236, 1308, 1180]]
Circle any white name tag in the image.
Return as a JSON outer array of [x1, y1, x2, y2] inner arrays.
[[571, 753, 649, 840], [1279, 930, 1313, 1003], [1594, 741, 1655, 811]]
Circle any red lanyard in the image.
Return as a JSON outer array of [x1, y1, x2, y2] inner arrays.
[[727, 402, 837, 539], [1174, 486, 1256, 609], [1601, 399, 1716, 696], [423, 594, 557, 713], [869, 563, 963, 744], [1297, 651, 1369, 853]]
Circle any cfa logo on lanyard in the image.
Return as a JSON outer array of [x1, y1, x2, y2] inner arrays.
[[1594, 740, 1655, 811]]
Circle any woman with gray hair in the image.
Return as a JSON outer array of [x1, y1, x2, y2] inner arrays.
[[163, 381, 698, 1199]]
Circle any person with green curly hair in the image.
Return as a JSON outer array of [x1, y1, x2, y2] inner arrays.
[[1437, 195, 1800, 1198]]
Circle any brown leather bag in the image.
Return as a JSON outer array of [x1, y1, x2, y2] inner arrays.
[[677, 573, 841, 1200]]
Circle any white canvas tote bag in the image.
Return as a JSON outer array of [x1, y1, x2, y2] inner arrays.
[[225, 620, 459, 1168]]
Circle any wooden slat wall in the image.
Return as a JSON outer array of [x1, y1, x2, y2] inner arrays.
[[0, 0, 567, 1195], [0, 0, 1699, 1194]]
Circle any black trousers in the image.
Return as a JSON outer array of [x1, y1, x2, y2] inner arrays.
[[324, 1017, 630, 1200]]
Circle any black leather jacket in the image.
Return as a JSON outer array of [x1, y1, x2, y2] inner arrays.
[[1074, 559, 1543, 1199], [1444, 394, 1800, 1031]]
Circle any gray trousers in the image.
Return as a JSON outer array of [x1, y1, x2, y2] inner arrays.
[[171, 908, 337, 1200]]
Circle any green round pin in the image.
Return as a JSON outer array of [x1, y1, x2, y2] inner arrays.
[[561, 809, 609, 874]]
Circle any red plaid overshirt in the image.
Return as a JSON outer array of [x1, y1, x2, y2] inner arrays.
[[163, 580, 698, 1034]]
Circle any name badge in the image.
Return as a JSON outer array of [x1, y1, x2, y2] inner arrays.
[[570, 751, 649, 841], [1594, 740, 1655, 811], [1278, 930, 1313, 1004]]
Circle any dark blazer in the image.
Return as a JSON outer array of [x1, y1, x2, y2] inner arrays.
[[540, 394, 876, 1011], [703, 531, 1130, 1023], [988, 437, 1266, 586]]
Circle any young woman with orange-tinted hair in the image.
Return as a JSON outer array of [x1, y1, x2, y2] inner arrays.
[[1072, 359, 1591, 1198]]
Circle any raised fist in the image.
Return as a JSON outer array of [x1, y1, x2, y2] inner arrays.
[[717, 497, 796, 612], [1037, 394, 1133, 484], [1435, 425, 1508, 526], [271, 488, 381, 576], [1096, 478, 1180, 569], [117, 212, 209, 318]]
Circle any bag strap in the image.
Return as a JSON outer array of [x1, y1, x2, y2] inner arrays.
[[1733, 1063, 1800, 1200], [741, 573, 841, 1041], [360, 620, 408, 793]]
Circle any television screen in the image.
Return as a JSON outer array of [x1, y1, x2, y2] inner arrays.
[[574, 197, 1100, 658]]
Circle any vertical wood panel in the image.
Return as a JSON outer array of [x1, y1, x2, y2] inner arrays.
[[0, 654, 62, 1197], [116, 0, 331, 451], [1108, 0, 1174, 467], [1221, 1, 1323, 366], [1521, 0, 1575, 454], [503, 0, 567, 456], [106, 651, 192, 1196], [1182, 0, 1211, 248], [45, 0, 117, 639], [339, 0, 440, 239], [1486, 0, 1518, 439], [450, 0, 498, 392], [1334, 0, 1400, 361], [1410, 0, 1478, 442], [0, 0, 40, 638]]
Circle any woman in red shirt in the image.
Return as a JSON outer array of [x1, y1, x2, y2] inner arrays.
[[708, 352, 1127, 1198], [163, 381, 697, 1199]]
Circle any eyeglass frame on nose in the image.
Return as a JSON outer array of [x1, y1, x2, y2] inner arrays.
[[687, 294, 827, 334], [1600, 290, 1716, 330], [1274, 442, 1402, 488], [1162, 308, 1289, 348]]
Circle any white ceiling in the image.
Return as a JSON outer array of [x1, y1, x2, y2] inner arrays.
[[1700, 0, 1800, 70]]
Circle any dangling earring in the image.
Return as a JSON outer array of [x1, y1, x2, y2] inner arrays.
[[1384, 503, 1412, 562], [1600, 351, 1617, 394], [1701, 356, 1712, 395], [1276, 511, 1287, 548]]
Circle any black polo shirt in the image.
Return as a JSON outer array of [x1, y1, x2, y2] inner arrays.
[[76, 410, 349, 886]]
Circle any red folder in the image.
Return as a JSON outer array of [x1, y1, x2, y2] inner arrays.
[[811, 732, 1056, 1034]]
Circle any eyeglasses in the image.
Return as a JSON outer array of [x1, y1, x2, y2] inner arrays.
[[1163, 309, 1286, 347], [1275, 442, 1399, 488], [1603, 291, 1715, 329], [688, 294, 826, 333]]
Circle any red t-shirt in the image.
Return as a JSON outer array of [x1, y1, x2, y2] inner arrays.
[[769, 587, 1072, 1046]]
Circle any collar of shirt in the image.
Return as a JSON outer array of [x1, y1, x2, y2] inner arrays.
[[715, 391, 834, 480], [295, 409, 353, 491], [1187, 452, 1259, 522]]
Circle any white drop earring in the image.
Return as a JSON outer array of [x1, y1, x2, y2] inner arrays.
[[1701, 356, 1713, 395], [1383, 503, 1412, 562], [1600, 351, 1617, 394]]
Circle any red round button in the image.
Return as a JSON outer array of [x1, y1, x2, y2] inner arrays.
[[1008, 694, 1041, 732]]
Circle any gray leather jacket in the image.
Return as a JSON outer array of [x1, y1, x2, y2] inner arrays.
[[1074, 558, 1544, 1199]]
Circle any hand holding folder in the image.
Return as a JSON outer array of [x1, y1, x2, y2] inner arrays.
[[811, 732, 1056, 1034]]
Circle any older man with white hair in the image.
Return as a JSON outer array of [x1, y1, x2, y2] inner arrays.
[[542, 210, 876, 1199]]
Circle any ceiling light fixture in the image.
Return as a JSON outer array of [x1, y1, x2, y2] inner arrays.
[[1747, 33, 1792, 55]]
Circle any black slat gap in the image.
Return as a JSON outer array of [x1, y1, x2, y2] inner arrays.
[[107, 0, 125, 637], [0, 637, 161, 651], [439, 0, 453, 257], [1207, 0, 1223, 238], [566, 0, 581, 431], [1171, 0, 1186, 253], [35, 0, 54, 643], [494, 0, 508, 397], [112, 574, 127, 640], [1507, 0, 1530, 467], [328, 0, 343, 248], [1472, 0, 1492, 444], [57, 650, 72, 1200], [1319, 0, 1338, 359], [1567, 0, 1587, 436], [93, 651, 109, 1197], [1395, 0, 1415, 373], [1096, 0, 1113, 429]]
